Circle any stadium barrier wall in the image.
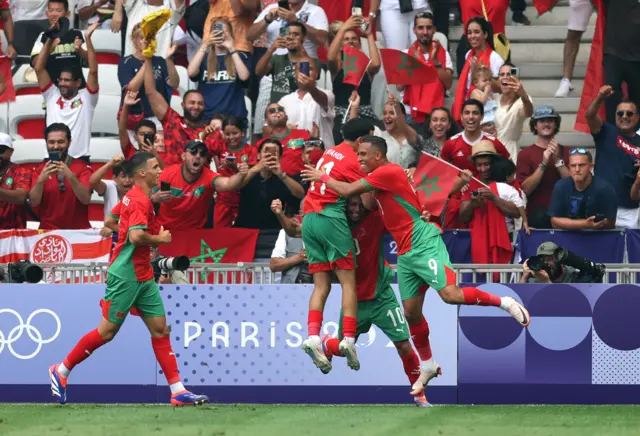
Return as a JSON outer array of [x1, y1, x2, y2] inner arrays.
[[1, 283, 639, 405]]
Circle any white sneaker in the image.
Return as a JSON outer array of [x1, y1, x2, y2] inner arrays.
[[302, 336, 332, 374], [554, 78, 573, 97], [501, 297, 530, 327], [410, 360, 442, 396], [338, 338, 360, 371]]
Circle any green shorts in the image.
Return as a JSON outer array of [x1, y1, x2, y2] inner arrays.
[[338, 286, 409, 343], [100, 274, 166, 325], [302, 212, 356, 274], [397, 235, 456, 301]]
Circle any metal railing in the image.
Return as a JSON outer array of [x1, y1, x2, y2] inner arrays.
[[4, 262, 640, 285]]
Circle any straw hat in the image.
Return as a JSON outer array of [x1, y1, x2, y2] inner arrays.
[[470, 140, 498, 160]]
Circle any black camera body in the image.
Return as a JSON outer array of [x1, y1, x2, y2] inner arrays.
[[152, 255, 190, 282], [0, 260, 44, 283], [527, 246, 605, 283]]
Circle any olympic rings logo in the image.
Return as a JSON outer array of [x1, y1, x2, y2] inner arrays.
[[0, 309, 61, 360]]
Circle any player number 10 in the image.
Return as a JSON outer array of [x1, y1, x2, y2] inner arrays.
[[309, 158, 335, 195], [386, 307, 406, 327]]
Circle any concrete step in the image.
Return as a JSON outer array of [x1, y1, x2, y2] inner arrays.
[[505, 5, 596, 27], [451, 79, 584, 97], [444, 95, 580, 113], [502, 62, 586, 79], [449, 25, 594, 43], [518, 132, 595, 148], [451, 42, 591, 64]]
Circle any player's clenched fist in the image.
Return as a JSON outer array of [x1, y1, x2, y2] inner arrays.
[[158, 226, 172, 244]]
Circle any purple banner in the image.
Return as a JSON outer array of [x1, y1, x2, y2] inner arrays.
[[516, 229, 625, 263], [626, 230, 640, 263], [384, 230, 472, 265]]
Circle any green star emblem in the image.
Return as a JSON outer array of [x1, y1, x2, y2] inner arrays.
[[190, 240, 228, 281], [193, 185, 205, 197], [343, 51, 360, 76], [4, 177, 12, 186], [398, 53, 423, 78], [415, 174, 441, 197]]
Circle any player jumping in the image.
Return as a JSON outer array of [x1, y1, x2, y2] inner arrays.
[[302, 136, 530, 397], [48, 152, 209, 406], [300, 118, 376, 373], [272, 197, 432, 406]]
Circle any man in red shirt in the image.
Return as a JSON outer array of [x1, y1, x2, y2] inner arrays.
[[258, 103, 314, 175], [0, 134, 30, 229], [143, 57, 217, 166], [302, 135, 530, 396], [29, 123, 93, 230], [48, 152, 208, 407], [156, 140, 250, 230], [516, 105, 570, 228]]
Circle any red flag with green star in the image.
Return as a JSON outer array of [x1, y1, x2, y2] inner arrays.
[[342, 45, 371, 87], [380, 48, 437, 85], [412, 152, 487, 216], [532, 0, 561, 15]]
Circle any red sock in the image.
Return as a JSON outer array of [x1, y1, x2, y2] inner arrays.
[[462, 286, 502, 307], [341, 316, 357, 339], [62, 329, 105, 370], [308, 310, 323, 336], [152, 336, 181, 385], [324, 337, 342, 357], [409, 317, 432, 361], [400, 351, 421, 388]]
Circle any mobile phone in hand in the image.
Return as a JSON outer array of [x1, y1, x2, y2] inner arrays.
[[299, 61, 310, 77], [279, 26, 289, 37], [510, 67, 520, 77], [226, 155, 237, 163], [161, 181, 171, 192], [213, 22, 224, 33], [278, 0, 289, 9], [143, 133, 155, 146], [48, 151, 61, 162]]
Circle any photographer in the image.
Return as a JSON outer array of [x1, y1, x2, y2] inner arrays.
[[151, 247, 190, 285], [521, 241, 605, 284]]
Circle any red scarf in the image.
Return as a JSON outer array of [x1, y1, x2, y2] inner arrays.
[[469, 182, 513, 267], [452, 47, 493, 126], [402, 40, 447, 124]]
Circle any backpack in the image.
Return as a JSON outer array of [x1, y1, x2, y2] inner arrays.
[[184, 0, 210, 39]]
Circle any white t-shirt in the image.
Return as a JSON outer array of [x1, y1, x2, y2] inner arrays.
[[124, 0, 185, 58], [254, 2, 328, 59], [102, 179, 119, 219], [494, 94, 533, 163], [279, 89, 336, 147], [401, 48, 453, 114], [380, 0, 429, 11], [496, 182, 524, 233], [11, 0, 47, 21], [464, 49, 505, 90], [76, 0, 113, 27], [43, 84, 99, 158]]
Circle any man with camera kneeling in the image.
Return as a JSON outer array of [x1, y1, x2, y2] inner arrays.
[[521, 241, 605, 284]]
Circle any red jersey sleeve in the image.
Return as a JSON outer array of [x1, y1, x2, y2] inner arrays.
[[31, 163, 43, 186], [14, 166, 32, 190], [492, 137, 511, 160], [362, 165, 394, 191], [207, 168, 221, 189], [75, 162, 94, 188], [123, 140, 137, 160], [128, 200, 150, 229], [161, 106, 179, 126], [110, 201, 122, 219], [440, 139, 453, 162]]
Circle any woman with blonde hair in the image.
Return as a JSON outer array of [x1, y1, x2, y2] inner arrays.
[[188, 19, 251, 121]]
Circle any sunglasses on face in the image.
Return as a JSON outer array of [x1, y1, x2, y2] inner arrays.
[[616, 110, 636, 118], [267, 106, 285, 114], [187, 148, 207, 158]]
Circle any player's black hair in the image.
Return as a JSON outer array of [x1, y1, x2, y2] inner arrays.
[[259, 138, 283, 156], [135, 119, 157, 134], [342, 118, 374, 142], [462, 99, 485, 117], [424, 106, 459, 139], [49, 0, 70, 11], [58, 67, 81, 82], [489, 158, 516, 183], [183, 89, 203, 103], [113, 162, 129, 178], [44, 123, 72, 141], [222, 116, 247, 132], [362, 135, 388, 156], [128, 152, 156, 174], [287, 21, 307, 38], [617, 100, 639, 112]]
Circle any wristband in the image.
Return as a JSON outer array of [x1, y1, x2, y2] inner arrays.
[[320, 174, 330, 184]]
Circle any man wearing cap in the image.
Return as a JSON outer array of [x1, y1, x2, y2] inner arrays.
[[0, 134, 31, 230], [520, 242, 579, 284], [459, 140, 521, 266], [548, 149, 617, 230], [516, 105, 571, 229], [154, 140, 249, 231]]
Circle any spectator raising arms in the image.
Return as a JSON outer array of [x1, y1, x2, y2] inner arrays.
[[423, 106, 457, 156], [35, 21, 99, 160], [202, 0, 258, 57], [327, 14, 381, 143], [119, 90, 165, 166], [118, 23, 179, 123], [88, 155, 133, 230], [188, 19, 251, 121], [0, 134, 30, 230], [212, 117, 258, 228], [29, 124, 94, 230]]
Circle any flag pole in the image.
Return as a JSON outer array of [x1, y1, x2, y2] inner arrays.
[[343, 59, 372, 124], [386, 84, 397, 117]]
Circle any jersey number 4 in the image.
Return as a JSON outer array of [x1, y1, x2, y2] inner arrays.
[[309, 158, 335, 195]]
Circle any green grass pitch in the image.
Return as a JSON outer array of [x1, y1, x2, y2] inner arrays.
[[1, 404, 640, 436]]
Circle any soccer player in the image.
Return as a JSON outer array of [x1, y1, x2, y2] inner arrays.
[[300, 118, 375, 373], [301, 135, 530, 396], [272, 196, 433, 407], [48, 152, 209, 407]]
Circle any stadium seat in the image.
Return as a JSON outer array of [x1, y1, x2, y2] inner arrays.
[[9, 95, 46, 139], [91, 29, 121, 64], [11, 65, 38, 91], [175, 65, 195, 96], [0, 102, 7, 133], [89, 137, 122, 163], [84, 65, 122, 96], [11, 139, 46, 164], [14, 83, 41, 96], [170, 94, 182, 113], [92, 95, 120, 136]]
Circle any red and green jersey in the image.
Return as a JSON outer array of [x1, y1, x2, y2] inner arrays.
[[258, 128, 311, 175], [154, 164, 220, 230], [361, 163, 440, 255], [303, 142, 364, 218], [108, 185, 159, 282], [352, 210, 394, 301], [212, 142, 258, 205]]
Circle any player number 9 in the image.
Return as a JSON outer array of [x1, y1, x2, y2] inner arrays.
[[309, 158, 335, 195], [428, 259, 438, 277]]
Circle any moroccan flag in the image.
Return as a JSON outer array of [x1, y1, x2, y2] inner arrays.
[[0, 56, 16, 103], [342, 45, 370, 87], [380, 48, 437, 85], [532, 0, 561, 15], [159, 228, 259, 283], [412, 152, 487, 216]]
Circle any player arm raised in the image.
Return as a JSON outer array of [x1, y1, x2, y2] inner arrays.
[[301, 165, 371, 197], [129, 225, 172, 246], [214, 163, 249, 192]]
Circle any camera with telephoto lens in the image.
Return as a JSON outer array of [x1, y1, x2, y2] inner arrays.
[[553, 247, 606, 283], [152, 255, 190, 282], [0, 260, 44, 284], [526, 255, 551, 275]]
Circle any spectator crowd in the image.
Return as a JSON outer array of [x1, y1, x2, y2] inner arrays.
[[0, 0, 640, 272]]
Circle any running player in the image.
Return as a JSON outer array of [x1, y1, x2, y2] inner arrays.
[[48, 152, 208, 406], [301, 118, 375, 372], [301, 135, 530, 396], [272, 197, 432, 407]]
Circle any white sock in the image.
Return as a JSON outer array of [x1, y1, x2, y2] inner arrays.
[[421, 358, 435, 369], [342, 337, 355, 345], [169, 381, 185, 395], [499, 297, 510, 310], [308, 335, 320, 341], [57, 363, 71, 378], [562, 78, 572, 85]]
